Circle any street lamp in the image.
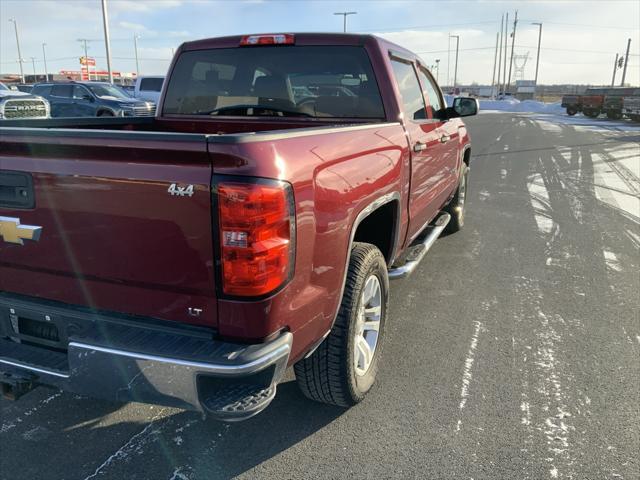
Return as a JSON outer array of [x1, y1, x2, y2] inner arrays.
[[434, 59, 440, 83], [531, 23, 543, 90], [449, 35, 460, 88], [334, 12, 357, 33], [42, 43, 49, 82], [30, 57, 37, 80], [101, 0, 114, 84], [8, 18, 25, 83], [134, 34, 141, 76]]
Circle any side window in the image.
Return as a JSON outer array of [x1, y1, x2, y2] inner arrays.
[[139, 78, 163, 92], [73, 86, 91, 99], [390, 59, 426, 121], [51, 85, 73, 98], [32, 85, 52, 97], [418, 68, 444, 118]]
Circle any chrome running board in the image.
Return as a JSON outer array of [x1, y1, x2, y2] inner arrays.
[[388, 212, 451, 280]]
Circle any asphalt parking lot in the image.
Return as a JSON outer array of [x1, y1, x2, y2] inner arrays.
[[1, 112, 638, 480]]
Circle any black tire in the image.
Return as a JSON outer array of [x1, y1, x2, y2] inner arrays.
[[583, 109, 600, 118], [630, 115, 640, 123], [97, 110, 114, 117], [566, 107, 577, 116], [294, 242, 388, 407], [443, 163, 469, 234], [606, 110, 622, 120]]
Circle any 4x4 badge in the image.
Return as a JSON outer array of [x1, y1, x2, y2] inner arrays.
[[0, 216, 42, 245]]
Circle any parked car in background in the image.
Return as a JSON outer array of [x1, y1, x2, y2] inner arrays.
[[0, 33, 476, 421], [623, 95, 640, 122], [15, 84, 34, 94], [120, 84, 136, 96], [133, 76, 164, 103], [0, 82, 49, 120], [31, 81, 156, 117]]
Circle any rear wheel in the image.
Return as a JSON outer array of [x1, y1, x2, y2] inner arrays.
[[97, 110, 114, 117], [295, 242, 388, 407], [630, 115, 640, 123], [443, 163, 469, 234], [566, 107, 578, 116], [606, 110, 622, 120], [583, 109, 600, 118]]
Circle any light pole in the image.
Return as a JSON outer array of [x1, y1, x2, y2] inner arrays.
[[620, 38, 631, 87], [42, 43, 49, 82], [30, 57, 37, 80], [101, 0, 114, 84], [334, 12, 357, 33], [507, 10, 518, 93], [134, 34, 141, 76], [450, 35, 460, 88], [8, 18, 25, 83], [492, 32, 499, 98], [531, 22, 543, 91], [611, 53, 619, 87], [434, 59, 440, 83]]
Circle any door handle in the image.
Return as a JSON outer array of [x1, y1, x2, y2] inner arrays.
[[413, 141, 427, 152], [440, 134, 451, 144]]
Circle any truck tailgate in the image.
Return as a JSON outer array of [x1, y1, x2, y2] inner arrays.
[[0, 129, 216, 328]]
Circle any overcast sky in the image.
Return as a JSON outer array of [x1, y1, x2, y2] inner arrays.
[[1, 0, 639, 86]]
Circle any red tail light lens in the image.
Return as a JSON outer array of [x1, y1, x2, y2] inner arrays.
[[217, 179, 295, 297]]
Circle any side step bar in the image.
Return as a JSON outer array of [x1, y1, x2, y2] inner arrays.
[[388, 212, 451, 280]]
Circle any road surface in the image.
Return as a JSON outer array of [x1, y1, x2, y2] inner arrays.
[[1, 113, 638, 480]]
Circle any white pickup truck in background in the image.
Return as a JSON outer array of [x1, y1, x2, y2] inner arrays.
[[133, 76, 164, 103]]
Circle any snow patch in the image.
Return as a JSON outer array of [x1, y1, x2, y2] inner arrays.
[[455, 320, 483, 432]]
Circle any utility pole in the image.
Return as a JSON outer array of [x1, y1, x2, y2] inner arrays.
[[42, 43, 49, 82], [497, 14, 503, 97], [502, 12, 508, 96], [611, 53, 619, 87], [507, 10, 518, 93], [78, 39, 91, 80], [620, 38, 631, 87], [8, 18, 25, 83], [30, 57, 37, 80], [447, 33, 451, 88], [333, 12, 357, 33], [450, 35, 460, 88], [434, 59, 440, 83], [134, 34, 141, 76], [492, 32, 499, 98], [101, 0, 114, 84], [532, 22, 542, 92]]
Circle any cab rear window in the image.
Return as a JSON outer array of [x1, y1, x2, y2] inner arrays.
[[163, 46, 385, 119]]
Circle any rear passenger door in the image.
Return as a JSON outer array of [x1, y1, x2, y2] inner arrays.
[[390, 57, 445, 243], [417, 66, 460, 204], [49, 84, 74, 117]]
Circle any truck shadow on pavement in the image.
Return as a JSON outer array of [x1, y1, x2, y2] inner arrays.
[[0, 377, 346, 479]]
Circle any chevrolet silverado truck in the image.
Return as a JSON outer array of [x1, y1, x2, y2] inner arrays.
[[0, 33, 476, 421]]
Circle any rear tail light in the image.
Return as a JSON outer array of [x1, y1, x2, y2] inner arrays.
[[239, 34, 295, 46], [216, 178, 295, 297]]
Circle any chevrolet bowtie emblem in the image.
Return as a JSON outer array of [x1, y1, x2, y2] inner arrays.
[[0, 216, 43, 245]]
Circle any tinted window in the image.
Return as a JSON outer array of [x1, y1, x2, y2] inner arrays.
[[140, 78, 164, 92], [163, 46, 385, 119], [418, 68, 443, 117], [51, 85, 73, 98], [390, 60, 426, 121], [73, 86, 91, 99], [32, 85, 52, 97], [87, 84, 129, 99]]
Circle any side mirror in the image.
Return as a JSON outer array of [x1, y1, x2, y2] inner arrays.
[[446, 97, 479, 119]]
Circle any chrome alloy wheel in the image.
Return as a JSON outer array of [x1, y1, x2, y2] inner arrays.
[[353, 274, 382, 376], [454, 167, 468, 221]]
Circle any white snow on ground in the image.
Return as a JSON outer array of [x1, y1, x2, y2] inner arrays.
[[590, 147, 640, 222]]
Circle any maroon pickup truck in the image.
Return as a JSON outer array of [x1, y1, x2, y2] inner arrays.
[[0, 33, 476, 421]]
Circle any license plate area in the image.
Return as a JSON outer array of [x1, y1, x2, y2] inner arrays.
[[6, 307, 67, 351], [0, 171, 35, 209]]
